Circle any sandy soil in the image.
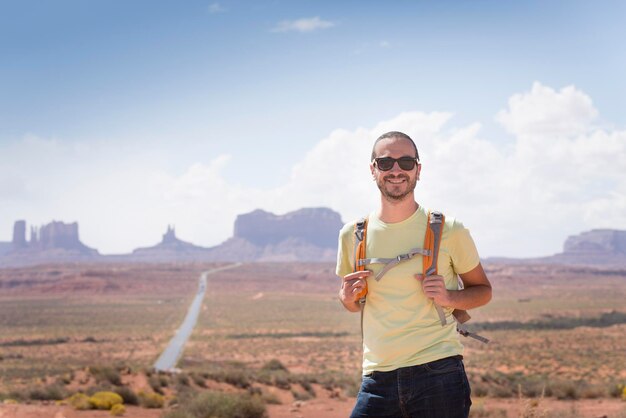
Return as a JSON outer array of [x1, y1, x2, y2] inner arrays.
[[0, 404, 161, 418], [2, 398, 624, 418]]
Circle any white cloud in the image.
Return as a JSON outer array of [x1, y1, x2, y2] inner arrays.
[[208, 2, 225, 14], [496, 82, 598, 138], [1, 83, 624, 258], [271, 17, 335, 33]]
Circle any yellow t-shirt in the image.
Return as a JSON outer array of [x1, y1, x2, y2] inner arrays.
[[336, 205, 480, 375]]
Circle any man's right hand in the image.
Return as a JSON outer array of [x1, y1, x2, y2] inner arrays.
[[339, 270, 371, 312]]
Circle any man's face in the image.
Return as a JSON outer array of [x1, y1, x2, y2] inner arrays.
[[370, 137, 421, 202]]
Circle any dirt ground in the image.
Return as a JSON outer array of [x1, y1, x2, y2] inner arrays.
[[1, 397, 625, 418]]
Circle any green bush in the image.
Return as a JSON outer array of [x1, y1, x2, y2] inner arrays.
[[110, 403, 126, 416], [138, 390, 165, 408], [68, 393, 91, 410], [89, 391, 124, 410], [162, 391, 266, 418]]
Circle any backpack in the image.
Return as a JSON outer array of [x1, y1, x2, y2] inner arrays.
[[352, 211, 488, 343]]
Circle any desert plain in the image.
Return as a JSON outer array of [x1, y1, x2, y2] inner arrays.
[[0, 261, 625, 417]]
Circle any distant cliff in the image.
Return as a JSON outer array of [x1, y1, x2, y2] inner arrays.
[[551, 229, 626, 266], [563, 229, 626, 255], [487, 229, 626, 266], [205, 207, 343, 262], [234, 208, 342, 248]]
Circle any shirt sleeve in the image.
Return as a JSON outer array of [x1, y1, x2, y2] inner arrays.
[[447, 221, 481, 275], [335, 222, 355, 278]]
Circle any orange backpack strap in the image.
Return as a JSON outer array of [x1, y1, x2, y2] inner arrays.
[[423, 211, 448, 326], [352, 218, 368, 303], [423, 211, 444, 276]]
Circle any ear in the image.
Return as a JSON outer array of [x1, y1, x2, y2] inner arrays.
[[370, 161, 376, 178], [416, 163, 422, 180]]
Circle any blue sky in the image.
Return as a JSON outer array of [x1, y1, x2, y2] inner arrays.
[[1, 1, 625, 256]]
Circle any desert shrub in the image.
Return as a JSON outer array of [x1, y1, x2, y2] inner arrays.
[[148, 374, 169, 394], [28, 384, 66, 401], [176, 373, 190, 387], [89, 391, 124, 410], [114, 386, 139, 405], [205, 368, 252, 389], [578, 382, 605, 399], [261, 391, 281, 405], [191, 373, 207, 388], [469, 399, 507, 417], [291, 389, 313, 401], [162, 411, 194, 418], [256, 368, 291, 390], [162, 391, 266, 418], [548, 380, 579, 400], [68, 393, 91, 410], [223, 369, 252, 389], [609, 383, 624, 398], [89, 366, 122, 386], [110, 403, 126, 416], [56, 372, 74, 385], [261, 359, 288, 372], [299, 380, 316, 398], [138, 390, 165, 408]]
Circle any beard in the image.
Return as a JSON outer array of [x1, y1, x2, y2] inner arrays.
[[376, 173, 417, 201]]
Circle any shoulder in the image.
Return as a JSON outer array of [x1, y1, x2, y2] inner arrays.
[[444, 215, 466, 235], [422, 208, 464, 235], [429, 210, 472, 245], [338, 217, 364, 242]]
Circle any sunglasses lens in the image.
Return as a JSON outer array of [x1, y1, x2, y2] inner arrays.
[[376, 158, 394, 171], [375, 157, 417, 171], [398, 158, 416, 170]]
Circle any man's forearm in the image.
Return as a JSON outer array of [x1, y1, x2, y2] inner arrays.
[[447, 284, 492, 310]]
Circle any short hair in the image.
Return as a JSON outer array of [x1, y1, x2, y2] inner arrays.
[[371, 131, 419, 161]]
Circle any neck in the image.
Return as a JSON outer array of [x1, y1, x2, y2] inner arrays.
[[377, 193, 419, 223]]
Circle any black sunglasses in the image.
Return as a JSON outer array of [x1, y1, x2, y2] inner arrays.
[[373, 157, 419, 171]]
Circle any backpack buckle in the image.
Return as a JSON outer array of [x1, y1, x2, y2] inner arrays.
[[430, 212, 443, 224], [396, 253, 410, 261]]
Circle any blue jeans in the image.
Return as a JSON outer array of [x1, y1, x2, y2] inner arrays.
[[350, 356, 472, 418]]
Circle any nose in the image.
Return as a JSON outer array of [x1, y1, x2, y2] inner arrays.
[[389, 160, 404, 174]]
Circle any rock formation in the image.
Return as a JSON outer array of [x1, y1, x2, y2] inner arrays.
[[488, 229, 626, 267], [207, 207, 343, 262], [132, 225, 208, 260], [8, 220, 98, 256], [234, 208, 342, 248], [563, 229, 626, 255], [12, 220, 27, 249]]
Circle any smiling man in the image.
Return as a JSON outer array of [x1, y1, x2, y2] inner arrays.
[[336, 131, 492, 418]]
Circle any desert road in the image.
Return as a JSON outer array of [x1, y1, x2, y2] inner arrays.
[[153, 263, 241, 372]]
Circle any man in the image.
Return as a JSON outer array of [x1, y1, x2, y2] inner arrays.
[[336, 131, 492, 418]]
